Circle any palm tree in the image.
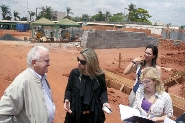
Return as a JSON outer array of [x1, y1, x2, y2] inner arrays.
[[66, 7, 73, 19], [105, 11, 111, 22], [20, 17, 27, 21], [13, 11, 20, 21], [98, 11, 104, 21], [126, 3, 136, 12], [82, 14, 91, 22], [44, 6, 52, 20], [0, 4, 11, 20], [28, 11, 35, 21], [126, 3, 137, 22], [166, 23, 172, 28], [37, 6, 52, 20]]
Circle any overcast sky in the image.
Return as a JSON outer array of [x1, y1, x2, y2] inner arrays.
[[0, 0, 185, 26]]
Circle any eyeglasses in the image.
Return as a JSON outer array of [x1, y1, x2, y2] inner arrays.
[[144, 51, 152, 56], [141, 79, 152, 84], [80, 48, 89, 54], [77, 56, 86, 65], [36, 60, 50, 64]]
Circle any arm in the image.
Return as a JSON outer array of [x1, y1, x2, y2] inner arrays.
[[150, 116, 167, 122], [63, 70, 74, 114], [132, 88, 141, 109], [151, 93, 173, 122], [99, 74, 112, 110], [156, 65, 162, 78], [123, 57, 143, 75], [0, 83, 24, 121], [64, 70, 74, 102], [99, 74, 108, 104]]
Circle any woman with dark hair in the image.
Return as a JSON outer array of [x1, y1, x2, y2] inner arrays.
[[124, 45, 162, 107], [64, 48, 111, 123]]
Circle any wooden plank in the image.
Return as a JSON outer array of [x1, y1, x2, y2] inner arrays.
[[104, 70, 134, 87], [173, 104, 185, 117], [170, 94, 185, 109]]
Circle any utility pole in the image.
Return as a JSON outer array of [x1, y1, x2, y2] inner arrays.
[[36, 7, 38, 19], [36, 7, 44, 19], [27, 2, 28, 21]]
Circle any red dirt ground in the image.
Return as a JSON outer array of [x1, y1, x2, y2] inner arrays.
[[0, 30, 185, 123]]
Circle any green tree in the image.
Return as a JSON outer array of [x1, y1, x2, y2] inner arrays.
[[104, 11, 111, 22], [5, 16, 12, 20], [44, 6, 52, 20], [0, 4, 11, 20], [37, 6, 52, 20], [66, 7, 73, 19], [126, 3, 137, 22], [109, 13, 124, 22], [125, 3, 152, 23], [135, 8, 151, 22], [98, 11, 104, 21], [126, 3, 136, 12], [82, 14, 91, 22], [91, 11, 106, 21], [20, 17, 27, 21], [13, 11, 20, 21], [91, 14, 99, 21], [28, 11, 35, 21], [179, 26, 184, 29], [71, 16, 82, 22], [166, 23, 172, 28]]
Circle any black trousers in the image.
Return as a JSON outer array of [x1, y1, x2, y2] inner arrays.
[[80, 112, 94, 123]]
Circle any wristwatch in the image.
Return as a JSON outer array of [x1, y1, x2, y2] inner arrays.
[[132, 60, 136, 64]]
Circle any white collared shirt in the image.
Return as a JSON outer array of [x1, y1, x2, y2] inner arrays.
[[30, 68, 55, 123], [133, 86, 173, 118]]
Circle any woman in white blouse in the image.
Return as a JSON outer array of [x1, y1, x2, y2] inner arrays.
[[133, 67, 173, 122]]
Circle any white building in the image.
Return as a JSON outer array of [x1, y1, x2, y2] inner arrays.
[[52, 11, 65, 21]]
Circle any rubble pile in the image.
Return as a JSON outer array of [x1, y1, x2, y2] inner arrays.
[[0, 34, 22, 41]]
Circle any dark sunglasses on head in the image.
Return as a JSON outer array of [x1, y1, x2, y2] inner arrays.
[[77, 57, 86, 65]]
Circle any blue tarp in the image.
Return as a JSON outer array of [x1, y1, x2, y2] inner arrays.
[[16, 23, 30, 32]]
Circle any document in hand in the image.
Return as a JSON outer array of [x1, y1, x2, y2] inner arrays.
[[124, 115, 156, 123], [119, 104, 155, 123], [164, 117, 176, 123]]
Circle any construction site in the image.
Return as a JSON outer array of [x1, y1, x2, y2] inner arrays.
[[0, 25, 185, 123]]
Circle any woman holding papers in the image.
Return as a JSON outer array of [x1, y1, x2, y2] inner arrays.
[[133, 67, 173, 122], [124, 45, 162, 107]]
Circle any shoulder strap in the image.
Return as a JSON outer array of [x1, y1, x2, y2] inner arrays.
[[136, 64, 141, 74]]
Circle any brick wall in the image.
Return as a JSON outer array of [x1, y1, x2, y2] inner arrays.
[[81, 30, 158, 49]]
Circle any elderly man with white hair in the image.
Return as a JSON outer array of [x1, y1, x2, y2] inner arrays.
[[0, 46, 55, 123]]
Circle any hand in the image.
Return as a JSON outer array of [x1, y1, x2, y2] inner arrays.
[[103, 102, 112, 113], [64, 99, 72, 114], [150, 117, 157, 122], [133, 56, 144, 64]]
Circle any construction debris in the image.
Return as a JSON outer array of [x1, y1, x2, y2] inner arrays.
[[0, 34, 22, 41]]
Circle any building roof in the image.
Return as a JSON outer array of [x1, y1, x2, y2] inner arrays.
[[31, 18, 55, 26], [57, 18, 79, 26]]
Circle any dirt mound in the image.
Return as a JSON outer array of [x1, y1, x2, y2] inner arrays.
[[168, 82, 185, 98], [0, 34, 22, 41]]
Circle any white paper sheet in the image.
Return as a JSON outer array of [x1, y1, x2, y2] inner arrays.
[[164, 117, 176, 123], [119, 104, 141, 121]]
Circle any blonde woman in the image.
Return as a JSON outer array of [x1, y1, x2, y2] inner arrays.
[[133, 67, 173, 122], [64, 48, 111, 123]]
